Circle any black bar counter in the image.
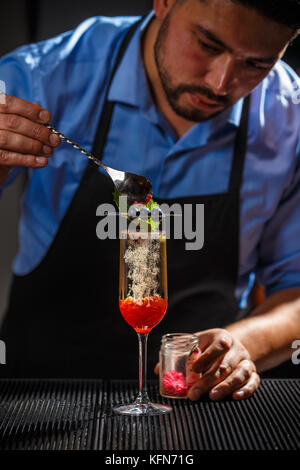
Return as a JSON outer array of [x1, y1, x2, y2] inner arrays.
[[0, 378, 299, 450]]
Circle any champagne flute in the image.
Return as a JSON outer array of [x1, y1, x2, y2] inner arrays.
[[113, 226, 172, 415]]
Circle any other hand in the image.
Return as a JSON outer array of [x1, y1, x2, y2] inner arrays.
[[187, 328, 260, 401]]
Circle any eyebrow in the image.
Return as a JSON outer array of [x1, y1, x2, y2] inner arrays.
[[196, 25, 277, 64]]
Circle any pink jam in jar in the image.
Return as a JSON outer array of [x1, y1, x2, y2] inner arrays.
[[159, 333, 201, 399]]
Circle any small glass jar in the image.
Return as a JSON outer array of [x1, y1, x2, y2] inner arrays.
[[159, 333, 201, 399]]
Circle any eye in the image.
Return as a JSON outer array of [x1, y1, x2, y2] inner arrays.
[[197, 38, 220, 54], [246, 60, 270, 71]]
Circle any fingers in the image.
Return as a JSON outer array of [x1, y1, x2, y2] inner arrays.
[[0, 95, 61, 173], [0, 130, 55, 158], [164, 329, 260, 402], [0, 149, 49, 169], [187, 357, 224, 401], [209, 359, 256, 400], [0, 114, 61, 147], [232, 371, 260, 400], [193, 330, 233, 373], [188, 358, 259, 401], [0, 94, 51, 123]]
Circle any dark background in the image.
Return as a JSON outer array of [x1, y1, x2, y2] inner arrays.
[[0, 0, 153, 56], [0, 0, 299, 323]]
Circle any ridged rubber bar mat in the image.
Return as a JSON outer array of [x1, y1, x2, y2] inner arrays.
[[0, 379, 100, 450], [0, 379, 299, 450]]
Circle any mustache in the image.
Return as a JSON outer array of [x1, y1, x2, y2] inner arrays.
[[174, 84, 229, 106]]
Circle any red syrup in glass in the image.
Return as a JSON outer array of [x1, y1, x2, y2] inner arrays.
[[119, 296, 168, 334]]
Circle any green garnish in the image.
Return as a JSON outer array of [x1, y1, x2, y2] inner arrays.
[[113, 188, 161, 232]]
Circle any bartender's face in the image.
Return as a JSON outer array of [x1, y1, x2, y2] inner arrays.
[[153, 0, 293, 121]]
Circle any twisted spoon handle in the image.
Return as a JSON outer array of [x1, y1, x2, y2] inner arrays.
[[44, 124, 104, 168]]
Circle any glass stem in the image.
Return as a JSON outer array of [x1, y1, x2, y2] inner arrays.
[[136, 333, 150, 405]]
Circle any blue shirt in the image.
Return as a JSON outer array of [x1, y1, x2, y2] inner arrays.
[[0, 12, 300, 308]]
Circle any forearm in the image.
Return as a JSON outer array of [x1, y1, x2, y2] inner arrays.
[[225, 288, 300, 372]]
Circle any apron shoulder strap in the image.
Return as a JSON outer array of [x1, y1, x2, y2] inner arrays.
[[92, 16, 146, 158], [228, 94, 251, 192]]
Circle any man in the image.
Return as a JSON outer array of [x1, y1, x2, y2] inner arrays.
[[0, 0, 299, 402]]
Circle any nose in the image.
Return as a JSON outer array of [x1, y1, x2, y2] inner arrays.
[[204, 53, 236, 96]]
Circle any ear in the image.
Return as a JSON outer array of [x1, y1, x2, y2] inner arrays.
[[153, 0, 178, 21]]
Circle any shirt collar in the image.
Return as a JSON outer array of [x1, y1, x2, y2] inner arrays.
[[108, 10, 244, 146], [227, 97, 244, 127], [108, 11, 154, 109]]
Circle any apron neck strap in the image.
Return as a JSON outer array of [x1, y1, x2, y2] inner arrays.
[[92, 16, 145, 158], [228, 94, 251, 192]]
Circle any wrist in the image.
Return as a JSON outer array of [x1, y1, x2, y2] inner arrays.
[[225, 318, 271, 364]]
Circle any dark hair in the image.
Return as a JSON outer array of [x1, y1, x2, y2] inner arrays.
[[230, 0, 300, 31], [177, 0, 300, 31]]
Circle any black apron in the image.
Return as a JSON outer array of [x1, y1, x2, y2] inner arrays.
[[0, 19, 250, 379]]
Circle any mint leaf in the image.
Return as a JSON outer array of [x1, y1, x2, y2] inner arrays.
[[112, 190, 162, 232], [113, 187, 121, 207]]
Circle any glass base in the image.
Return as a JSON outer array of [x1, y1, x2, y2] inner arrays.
[[113, 401, 172, 416]]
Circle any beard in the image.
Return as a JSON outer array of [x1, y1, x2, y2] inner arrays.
[[154, 11, 230, 122]]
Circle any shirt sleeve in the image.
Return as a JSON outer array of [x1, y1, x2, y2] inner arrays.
[[255, 134, 300, 296], [0, 44, 36, 197]]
